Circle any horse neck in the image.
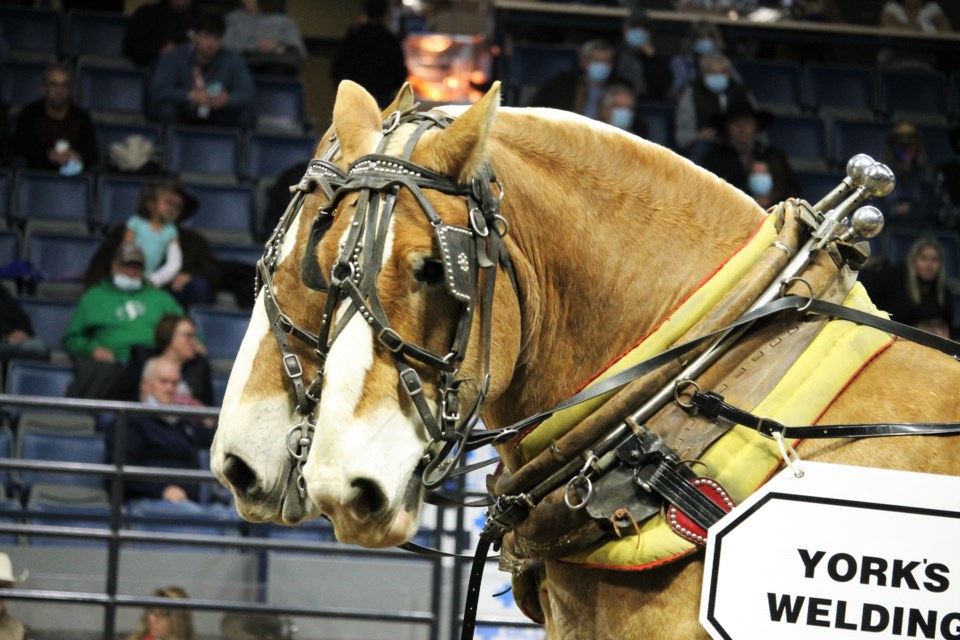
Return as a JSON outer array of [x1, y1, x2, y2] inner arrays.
[[485, 110, 766, 425]]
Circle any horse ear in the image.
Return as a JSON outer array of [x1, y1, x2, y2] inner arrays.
[[332, 80, 383, 163], [418, 82, 501, 183], [382, 82, 415, 116]]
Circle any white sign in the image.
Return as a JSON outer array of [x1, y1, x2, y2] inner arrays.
[[700, 461, 960, 639]]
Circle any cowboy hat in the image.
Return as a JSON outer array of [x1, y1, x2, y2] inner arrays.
[[0, 553, 28, 584]]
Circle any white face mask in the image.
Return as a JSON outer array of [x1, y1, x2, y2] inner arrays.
[[113, 273, 143, 291]]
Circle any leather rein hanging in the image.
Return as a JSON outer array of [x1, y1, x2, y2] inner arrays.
[[255, 108, 515, 500]]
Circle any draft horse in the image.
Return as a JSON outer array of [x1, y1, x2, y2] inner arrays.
[[212, 80, 960, 638]]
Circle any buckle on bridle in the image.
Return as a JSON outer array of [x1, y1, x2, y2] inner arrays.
[[399, 368, 423, 396], [378, 327, 404, 353], [283, 353, 303, 379]]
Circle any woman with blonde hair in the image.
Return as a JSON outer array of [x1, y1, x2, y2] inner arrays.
[[126, 586, 195, 640]]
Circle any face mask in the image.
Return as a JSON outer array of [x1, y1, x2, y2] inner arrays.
[[145, 395, 160, 407], [113, 273, 143, 291], [693, 38, 716, 55], [60, 158, 83, 176], [704, 73, 729, 93], [625, 28, 650, 49], [610, 106, 634, 131], [894, 143, 917, 164], [748, 172, 774, 197], [586, 61, 612, 84]]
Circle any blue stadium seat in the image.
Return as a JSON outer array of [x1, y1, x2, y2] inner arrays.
[[0, 230, 19, 269], [165, 125, 241, 177], [185, 183, 254, 243], [212, 373, 230, 408], [633, 102, 672, 148], [5, 360, 73, 398], [253, 76, 306, 133], [26, 484, 112, 548], [244, 132, 317, 180], [95, 174, 150, 230], [878, 69, 947, 124], [920, 124, 954, 168], [18, 432, 107, 496], [65, 10, 129, 59], [0, 169, 12, 222], [0, 426, 14, 498], [0, 7, 61, 56], [94, 121, 162, 176], [190, 305, 249, 364], [14, 171, 94, 233], [795, 170, 842, 205], [886, 230, 960, 279], [0, 57, 49, 112], [214, 243, 261, 267], [129, 500, 240, 549], [252, 518, 335, 542], [735, 59, 802, 115], [951, 72, 960, 117], [76, 64, 149, 122], [831, 120, 890, 168], [804, 64, 877, 118], [766, 115, 828, 172], [17, 300, 75, 356], [505, 43, 578, 107], [26, 233, 99, 282]]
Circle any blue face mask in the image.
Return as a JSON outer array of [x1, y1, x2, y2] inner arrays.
[[610, 106, 634, 131], [692, 38, 717, 55], [625, 28, 650, 49], [586, 61, 612, 84], [704, 73, 729, 93], [749, 172, 774, 197]]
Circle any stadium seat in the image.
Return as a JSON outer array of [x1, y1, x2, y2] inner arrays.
[[165, 125, 241, 178], [26, 233, 99, 283], [878, 69, 948, 125], [505, 43, 579, 107], [244, 132, 317, 180], [795, 170, 842, 205], [213, 243, 261, 267], [0, 168, 12, 222], [253, 518, 335, 542], [951, 72, 960, 118], [0, 496, 22, 546], [253, 76, 306, 133], [190, 305, 249, 368], [886, 229, 960, 279], [831, 120, 890, 169], [185, 183, 255, 243], [0, 230, 19, 268], [633, 101, 673, 148], [128, 500, 240, 549], [94, 121, 162, 177], [5, 360, 73, 399], [804, 63, 877, 119], [0, 57, 50, 112], [0, 426, 14, 498], [0, 7, 61, 56], [26, 484, 112, 548], [212, 373, 230, 408], [76, 63, 149, 123], [65, 10, 129, 59], [17, 432, 107, 496], [920, 124, 954, 168], [17, 410, 96, 436], [15, 300, 76, 360], [735, 59, 802, 115], [95, 174, 151, 231], [765, 115, 828, 173], [14, 171, 94, 234]]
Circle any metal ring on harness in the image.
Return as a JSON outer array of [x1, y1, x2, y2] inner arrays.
[[779, 276, 813, 311], [469, 208, 489, 237], [564, 475, 593, 510], [673, 378, 702, 409]]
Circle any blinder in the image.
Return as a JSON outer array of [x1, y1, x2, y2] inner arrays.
[[300, 212, 334, 292]]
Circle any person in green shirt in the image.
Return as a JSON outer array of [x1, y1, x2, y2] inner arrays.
[[64, 243, 183, 398]]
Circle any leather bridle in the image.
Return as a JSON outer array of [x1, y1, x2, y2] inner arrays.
[[255, 108, 516, 499]]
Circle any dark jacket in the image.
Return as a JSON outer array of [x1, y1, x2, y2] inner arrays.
[[122, 0, 197, 67], [331, 23, 408, 107], [0, 286, 34, 338], [12, 100, 99, 171], [701, 141, 800, 204]]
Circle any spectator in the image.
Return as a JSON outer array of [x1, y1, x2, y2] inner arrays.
[[0, 287, 49, 366], [881, 120, 950, 230], [667, 20, 729, 101], [86, 178, 219, 310], [220, 612, 286, 640], [109, 357, 215, 503], [878, 0, 952, 69], [123, 0, 198, 68], [528, 40, 620, 119], [700, 100, 799, 208], [151, 12, 256, 129], [331, 0, 408, 107], [11, 62, 98, 174], [597, 84, 647, 137], [613, 11, 672, 102], [109, 314, 214, 407], [863, 237, 954, 338], [125, 586, 194, 640], [223, 0, 307, 76], [124, 182, 183, 295], [673, 51, 755, 161], [0, 553, 32, 640], [64, 244, 183, 399]]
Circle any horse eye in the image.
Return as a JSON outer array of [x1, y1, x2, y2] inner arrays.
[[413, 259, 444, 285]]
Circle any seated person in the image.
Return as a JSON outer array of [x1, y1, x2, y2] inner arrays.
[[150, 13, 256, 129], [108, 357, 216, 503], [0, 287, 49, 366], [109, 313, 213, 406], [223, 0, 307, 76], [123, 0, 198, 68]]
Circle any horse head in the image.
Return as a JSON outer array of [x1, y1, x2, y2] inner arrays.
[[213, 81, 521, 547]]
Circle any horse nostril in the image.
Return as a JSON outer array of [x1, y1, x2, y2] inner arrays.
[[349, 478, 387, 519], [223, 454, 259, 497]]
